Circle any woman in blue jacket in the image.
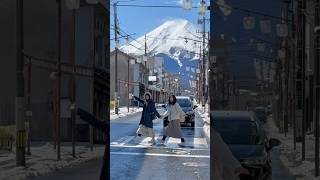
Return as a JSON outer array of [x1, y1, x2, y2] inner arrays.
[[133, 92, 161, 144]]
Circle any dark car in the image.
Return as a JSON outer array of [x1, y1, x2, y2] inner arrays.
[[162, 96, 197, 127], [212, 111, 280, 180]]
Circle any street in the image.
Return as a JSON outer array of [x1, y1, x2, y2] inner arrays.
[[21, 109, 296, 180], [110, 108, 210, 180]]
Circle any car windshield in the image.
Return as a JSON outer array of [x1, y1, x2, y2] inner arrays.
[[214, 118, 260, 145], [176, 98, 191, 107]]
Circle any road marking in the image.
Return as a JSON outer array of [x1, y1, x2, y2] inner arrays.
[[120, 136, 136, 145], [110, 151, 210, 158], [110, 144, 208, 151], [111, 136, 208, 148]]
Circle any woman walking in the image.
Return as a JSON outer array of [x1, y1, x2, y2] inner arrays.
[[133, 92, 161, 144], [159, 95, 186, 145]]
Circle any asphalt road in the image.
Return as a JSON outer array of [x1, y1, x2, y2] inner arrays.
[[110, 109, 210, 180], [26, 109, 295, 180]]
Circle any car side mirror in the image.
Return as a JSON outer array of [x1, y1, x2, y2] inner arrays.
[[193, 105, 198, 109], [268, 138, 281, 150]]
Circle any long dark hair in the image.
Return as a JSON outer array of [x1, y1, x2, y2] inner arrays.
[[168, 95, 176, 105]]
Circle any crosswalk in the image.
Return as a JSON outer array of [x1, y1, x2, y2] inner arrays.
[[110, 135, 208, 150]]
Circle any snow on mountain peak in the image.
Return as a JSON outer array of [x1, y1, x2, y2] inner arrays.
[[120, 19, 201, 64]]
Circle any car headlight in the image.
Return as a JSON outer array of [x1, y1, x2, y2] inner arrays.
[[241, 156, 267, 165]]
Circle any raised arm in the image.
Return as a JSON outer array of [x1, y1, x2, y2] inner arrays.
[[133, 96, 144, 104]]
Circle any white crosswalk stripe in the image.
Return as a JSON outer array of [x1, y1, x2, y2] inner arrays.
[[110, 135, 208, 150]]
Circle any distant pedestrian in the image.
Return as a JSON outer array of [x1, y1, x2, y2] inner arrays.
[[159, 95, 186, 145], [133, 92, 161, 144]]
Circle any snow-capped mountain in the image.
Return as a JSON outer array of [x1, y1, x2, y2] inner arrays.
[[120, 19, 202, 64], [120, 19, 203, 88]]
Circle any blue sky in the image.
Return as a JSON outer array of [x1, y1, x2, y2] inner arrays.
[[110, 0, 210, 49]]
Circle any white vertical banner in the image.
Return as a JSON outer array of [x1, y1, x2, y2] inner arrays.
[[143, 55, 148, 62], [136, 56, 142, 63]]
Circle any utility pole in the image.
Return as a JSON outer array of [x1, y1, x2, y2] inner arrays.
[[127, 54, 130, 113], [113, 2, 119, 114], [290, 0, 297, 150], [26, 57, 31, 156], [199, 45, 202, 104], [56, 0, 62, 161], [314, 0, 320, 176], [301, 0, 306, 161], [145, 33, 147, 67], [70, 8, 76, 158], [202, 16, 206, 107], [16, 0, 26, 166]]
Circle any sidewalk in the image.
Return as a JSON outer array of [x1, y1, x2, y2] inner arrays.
[[0, 143, 104, 180], [265, 116, 320, 180], [110, 106, 142, 120]]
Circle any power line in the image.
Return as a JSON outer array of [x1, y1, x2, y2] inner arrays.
[[115, 4, 197, 8], [114, 3, 290, 23]]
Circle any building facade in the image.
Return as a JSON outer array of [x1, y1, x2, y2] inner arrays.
[[0, 0, 108, 142]]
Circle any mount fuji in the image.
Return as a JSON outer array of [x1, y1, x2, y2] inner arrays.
[[120, 19, 203, 89]]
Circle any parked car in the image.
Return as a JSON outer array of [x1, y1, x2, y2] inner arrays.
[[162, 96, 197, 127], [212, 111, 281, 180]]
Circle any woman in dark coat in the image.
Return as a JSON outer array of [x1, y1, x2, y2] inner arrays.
[[133, 92, 161, 144]]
